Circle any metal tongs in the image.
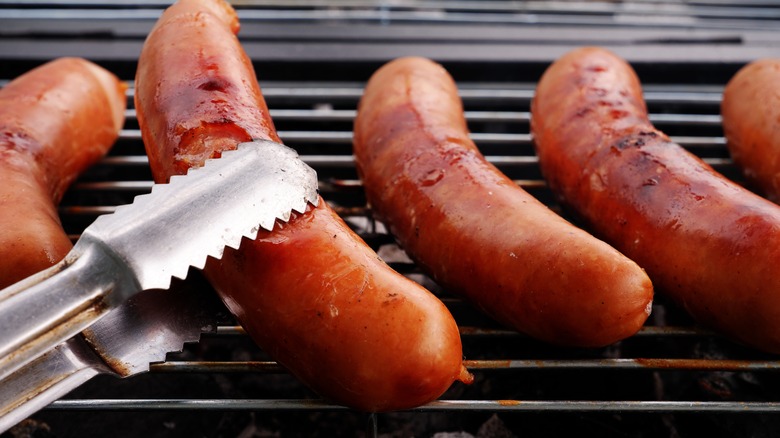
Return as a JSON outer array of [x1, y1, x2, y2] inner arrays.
[[0, 277, 223, 433], [0, 140, 318, 426]]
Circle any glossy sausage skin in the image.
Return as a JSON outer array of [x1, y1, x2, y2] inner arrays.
[[353, 57, 653, 347], [532, 47, 780, 353], [722, 59, 780, 202], [0, 58, 125, 288], [135, 0, 471, 412]]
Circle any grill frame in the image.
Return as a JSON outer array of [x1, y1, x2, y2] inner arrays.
[[3, 1, 780, 437]]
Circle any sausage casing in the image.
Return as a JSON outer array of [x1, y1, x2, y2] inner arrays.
[[532, 47, 780, 353], [0, 58, 125, 287], [353, 57, 653, 347], [721, 59, 780, 202], [135, 0, 471, 412]]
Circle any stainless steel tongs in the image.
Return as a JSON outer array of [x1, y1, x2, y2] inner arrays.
[[0, 139, 318, 385], [0, 277, 222, 433]]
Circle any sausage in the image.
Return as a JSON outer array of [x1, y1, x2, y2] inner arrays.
[[352, 57, 653, 347], [134, 0, 471, 412], [721, 59, 780, 202], [531, 47, 780, 353], [0, 58, 126, 288]]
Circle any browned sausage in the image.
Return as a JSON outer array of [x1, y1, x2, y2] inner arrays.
[[0, 58, 126, 288], [352, 57, 653, 347], [532, 46, 780, 353], [134, 0, 471, 412], [721, 59, 780, 202]]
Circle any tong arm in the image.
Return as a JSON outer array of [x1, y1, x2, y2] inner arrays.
[[0, 237, 139, 382], [0, 336, 108, 434]]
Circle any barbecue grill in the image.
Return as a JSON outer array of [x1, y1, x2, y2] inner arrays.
[[2, 1, 780, 437]]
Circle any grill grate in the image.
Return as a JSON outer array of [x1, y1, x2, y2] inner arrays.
[[27, 80, 780, 437], [3, 1, 780, 437]]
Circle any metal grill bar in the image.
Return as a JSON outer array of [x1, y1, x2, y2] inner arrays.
[[125, 109, 721, 129], [126, 84, 724, 103], [238, 109, 724, 127], [147, 359, 780, 373], [3, 6, 779, 31], [44, 399, 780, 414], [112, 130, 726, 148], [85, 152, 731, 168], [3, 0, 778, 10], [120, 84, 723, 105], [213, 325, 715, 337]]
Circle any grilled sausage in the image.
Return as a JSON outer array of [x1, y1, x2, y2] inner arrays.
[[531, 46, 780, 353], [0, 58, 125, 288], [352, 57, 653, 347], [134, 0, 471, 412], [721, 59, 780, 202]]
